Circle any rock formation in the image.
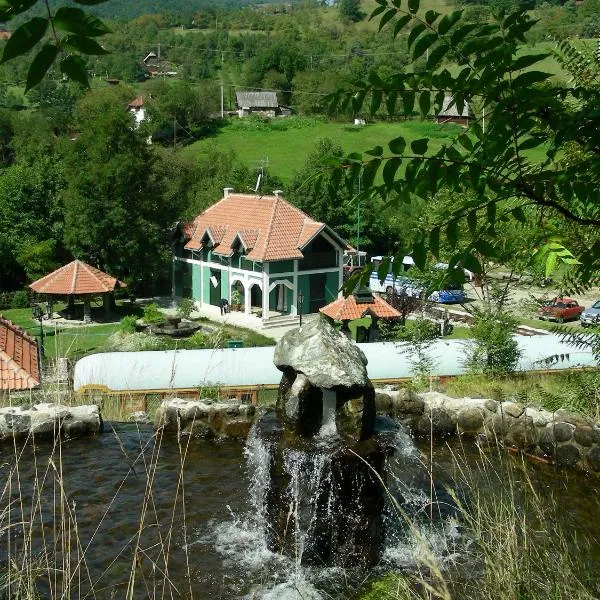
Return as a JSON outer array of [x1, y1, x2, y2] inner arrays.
[[261, 317, 385, 567], [0, 403, 102, 441]]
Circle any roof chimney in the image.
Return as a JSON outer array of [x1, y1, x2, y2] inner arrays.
[[273, 189, 284, 198], [223, 187, 234, 198]]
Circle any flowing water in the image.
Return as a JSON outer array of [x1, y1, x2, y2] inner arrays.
[[0, 422, 598, 599]]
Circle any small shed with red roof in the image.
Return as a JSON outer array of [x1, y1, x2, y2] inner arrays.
[[319, 287, 401, 340], [0, 316, 40, 392], [172, 188, 349, 322], [29, 260, 126, 323]]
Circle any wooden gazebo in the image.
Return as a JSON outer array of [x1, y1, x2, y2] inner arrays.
[[29, 260, 126, 323], [319, 287, 401, 341]]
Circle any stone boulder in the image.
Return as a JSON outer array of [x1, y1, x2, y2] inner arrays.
[[274, 316, 369, 389], [0, 403, 102, 441], [155, 398, 255, 439], [273, 316, 375, 441]]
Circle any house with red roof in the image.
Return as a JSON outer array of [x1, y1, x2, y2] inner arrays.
[[0, 316, 40, 392], [172, 189, 349, 322]]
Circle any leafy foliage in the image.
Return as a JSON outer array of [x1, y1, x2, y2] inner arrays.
[[142, 303, 164, 325], [0, 1, 111, 89], [329, 3, 600, 290]]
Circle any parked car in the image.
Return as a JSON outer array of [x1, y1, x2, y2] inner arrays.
[[580, 300, 600, 327], [537, 297, 585, 323]]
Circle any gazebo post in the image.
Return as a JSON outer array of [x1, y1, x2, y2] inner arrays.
[[67, 295, 75, 319], [83, 296, 91, 323], [103, 292, 111, 318]]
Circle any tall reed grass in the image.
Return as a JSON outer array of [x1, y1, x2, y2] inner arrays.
[[359, 437, 599, 600]]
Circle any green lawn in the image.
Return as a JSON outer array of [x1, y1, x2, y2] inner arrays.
[[183, 119, 462, 183]]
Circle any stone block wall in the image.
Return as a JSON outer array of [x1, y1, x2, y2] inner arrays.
[[375, 388, 600, 474], [155, 398, 256, 439]]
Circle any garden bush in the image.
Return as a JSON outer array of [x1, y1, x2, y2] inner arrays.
[[10, 290, 29, 309], [142, 303, 164, 325]]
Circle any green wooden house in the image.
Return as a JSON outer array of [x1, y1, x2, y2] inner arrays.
[[172, 189, 349, 323]]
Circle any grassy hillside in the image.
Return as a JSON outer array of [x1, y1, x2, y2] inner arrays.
[[183, 118, 463, 183]]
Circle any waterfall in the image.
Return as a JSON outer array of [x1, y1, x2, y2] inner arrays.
[[317, 389, 338, 438]]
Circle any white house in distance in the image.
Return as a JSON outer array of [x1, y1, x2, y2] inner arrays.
[[172, 189, 349, 323], [127, 96, 146, 127]]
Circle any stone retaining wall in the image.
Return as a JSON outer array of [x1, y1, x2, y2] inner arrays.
[[375, 388, 600, 474], [0, 403, 103, 441], [155, 398, 256, 439]]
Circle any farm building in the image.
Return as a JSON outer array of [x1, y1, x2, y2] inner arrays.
[[0, 316, 40, 392], [73, 335, 598, 403], [235, 91, 289, 118], [437, 96, 473, 126], [127, 96, 146, 127], [171, 189, 349, 324]]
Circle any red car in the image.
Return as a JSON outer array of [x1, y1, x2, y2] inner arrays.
[[537, 297, 585, 323]]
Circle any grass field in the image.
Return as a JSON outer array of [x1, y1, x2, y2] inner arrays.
[[183, 118, 463, 183]]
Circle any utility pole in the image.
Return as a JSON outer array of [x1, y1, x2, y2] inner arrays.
[[157, 42, 161, 60], [173, 116, 176, 150], [220, 84, 224, 118]]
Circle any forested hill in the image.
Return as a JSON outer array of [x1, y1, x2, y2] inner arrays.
[[79, 0, 298, 21]]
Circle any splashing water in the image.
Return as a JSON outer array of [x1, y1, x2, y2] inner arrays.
[[317, 389, 338, 439]]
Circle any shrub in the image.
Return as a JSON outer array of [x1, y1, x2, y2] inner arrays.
[[231, 288, 242, 306], [465, 310, 521, 377], [177, 297, 195, 319], [10, 290, 29, 309], [142, 303, 164, 325], [183, 330, 208, 349], [119, 315, 138, 334]]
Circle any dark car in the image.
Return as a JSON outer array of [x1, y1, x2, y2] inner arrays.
[[537, 297, 585, 323]]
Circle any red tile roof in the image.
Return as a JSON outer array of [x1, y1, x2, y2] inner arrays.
[[320, 294, 401, 321], [184, 193, 348, 262], [0, 316, 40, 391], [29, 260, 126, 295], [128, 95, 144, 108]]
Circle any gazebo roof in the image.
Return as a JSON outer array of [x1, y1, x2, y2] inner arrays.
[[29, 260, 126, 296], [319, 293, 401, 321]]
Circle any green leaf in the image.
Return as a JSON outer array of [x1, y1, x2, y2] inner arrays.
[[412, 239, 426, 269], [53, 7, 111, 37], [412, 33, 437, 61], [378, 8, 397, 31], [429, 227, 440, 257], [457, 134, 473, 152], [407, 0, 419, 14], [62, 34, 108, 55], [474, 239, 496, 257], [60, 54, 89, 87], [369, 5, 387, 20], [437, 10, 462, 35], [74, 0, 110, 4], [370, 89, 383, 115], [383, 157, 402, 189], [362, 158, 381, 189], [393, 14, 412, 38], [418, 91, 430, 116], [411, 138, 428, 155], [389, 136, 406, 154], [512, 53, 550, 71], [426, 44, 448, 71], [462, 252, 482, 274], [25, 43, 58, 91], [425, 10, 440, 24], [402, 91, 415, 115], [446, 220, 458, 247], [1, 17, 48, 64], [512, 206, 526, 223], [365, 145, 383, 157], [466, 210, 477, 235], [407, 23, 426, 49], [512, 71, 552, 88], [545, 250, 557, 278], [487, 202, 496, 224]]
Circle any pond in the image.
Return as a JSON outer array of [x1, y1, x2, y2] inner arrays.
[[0, 423, 598, 599]]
